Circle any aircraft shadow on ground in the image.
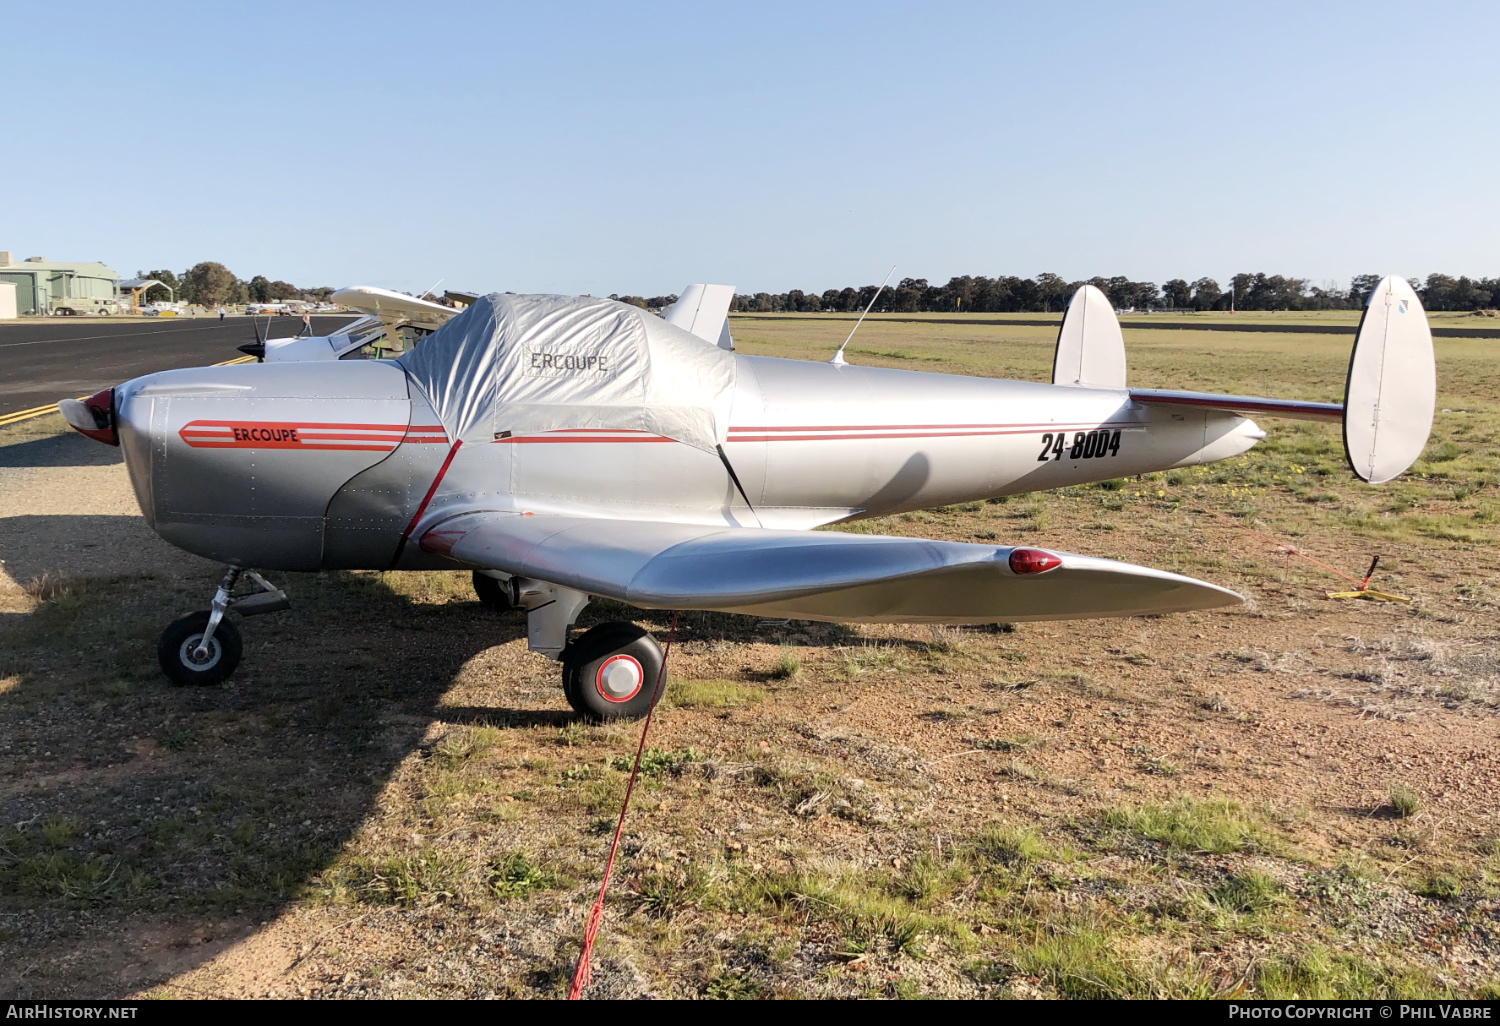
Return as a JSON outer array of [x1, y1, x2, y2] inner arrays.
[[0, 494, 977, 996], [0, 514, 201, 598], [0, 432, 125, 470], [0, 559, 546, 998]]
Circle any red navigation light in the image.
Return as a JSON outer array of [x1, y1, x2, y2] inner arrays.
[[1008, 547, 1062, 575]]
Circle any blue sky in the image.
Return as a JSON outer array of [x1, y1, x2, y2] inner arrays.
[[5, 1, 1496, 295]]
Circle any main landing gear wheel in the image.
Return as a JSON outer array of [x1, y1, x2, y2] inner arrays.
[[472, 571, 515, 611], [158, 611, 242, 687], [561, 622, 664, 721]]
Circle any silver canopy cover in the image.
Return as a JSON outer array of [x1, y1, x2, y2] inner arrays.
[[398, 293, 736, 452]]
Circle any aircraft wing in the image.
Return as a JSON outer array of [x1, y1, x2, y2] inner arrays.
[[332, 285, 459, 324], [420, 513, 1241, 623], [1129, 388, 1343, 423]]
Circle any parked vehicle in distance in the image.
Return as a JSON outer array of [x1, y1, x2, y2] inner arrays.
[[52, 298, 119, 316]]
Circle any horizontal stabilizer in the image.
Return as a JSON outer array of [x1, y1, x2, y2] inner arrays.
[[421, 513, 1241, 624], [1344, 275, 1436, 484], [1129, 388, 1343, 423], [661, 284, 736, 351], [1053, 285, 1126, 388]]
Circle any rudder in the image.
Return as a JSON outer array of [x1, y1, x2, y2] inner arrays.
[[1052, 284, 1126, 389], [1343, 275, 1436, 484]]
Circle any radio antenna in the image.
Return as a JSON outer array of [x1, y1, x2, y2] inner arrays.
[[830, 265, 896, 366]]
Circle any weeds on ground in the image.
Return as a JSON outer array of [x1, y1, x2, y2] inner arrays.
[[487, 852, 553, 900], [972, 824, 1048, 868], [320, 847, 556, 908], [1205, 870, 1280, 914], [704, 971, 763, 999], [1389, 782, 1422, 819], [768, 647, 801, 681], [630, 864, 708, 919], [0, 820, 154, 904], [1414, 868, 1461, 901], [1254, 945, 1448, 999], [978, 922, 1221, 999], [665, 678, 766, 710], [1102, 799, 1266, 855], [608, 747, 698, 777]]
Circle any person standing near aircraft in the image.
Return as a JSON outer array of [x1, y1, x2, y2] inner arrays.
[[299, 312, 312, 337]]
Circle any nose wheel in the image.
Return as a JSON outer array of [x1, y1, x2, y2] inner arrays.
[[159, 611, 243, 686], [561, 622, 664, 720], [155, 567, 290, 687]]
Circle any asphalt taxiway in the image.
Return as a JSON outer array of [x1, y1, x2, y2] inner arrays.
[[0, 315, 357, 422]]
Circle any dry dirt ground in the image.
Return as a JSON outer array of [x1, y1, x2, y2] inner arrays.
[[1, 317, 1498, 1000]]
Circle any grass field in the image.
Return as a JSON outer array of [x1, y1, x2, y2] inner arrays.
[[1, 315, 1498, 999]]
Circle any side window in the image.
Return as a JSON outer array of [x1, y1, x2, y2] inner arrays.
[[338, 340, 382, 360], [334, 329, 387, 360], [333, 325, 433, 359]]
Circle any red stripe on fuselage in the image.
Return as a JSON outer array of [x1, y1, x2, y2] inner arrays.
[[484, 422, 1134, 445], [492, 435, 676, 444], [179, 419, 449, 451], [728, 421, 1123, 433], [728, 425, 1130, 442], [391, 440, 464, 567]]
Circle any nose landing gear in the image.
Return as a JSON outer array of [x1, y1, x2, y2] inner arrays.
[[158, 611, 243, 687], [157, 567, 290, 686]]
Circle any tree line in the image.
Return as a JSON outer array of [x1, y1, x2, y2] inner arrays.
[[614, 273, 1500, 316], [138, 263, 334, 307], [150, 261, 1499, 316]]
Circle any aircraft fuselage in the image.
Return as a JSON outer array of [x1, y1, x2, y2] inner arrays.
[[111, 353, 1262, 572]]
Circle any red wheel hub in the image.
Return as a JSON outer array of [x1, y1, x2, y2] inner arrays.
[[595, 654, 644, 702]]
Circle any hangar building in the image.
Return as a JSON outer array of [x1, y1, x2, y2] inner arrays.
[[0, 251, 120, 315]]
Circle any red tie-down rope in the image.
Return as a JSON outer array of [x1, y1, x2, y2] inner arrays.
[[1168, 487, 1365, 587], [567, 610, 680, 1001]]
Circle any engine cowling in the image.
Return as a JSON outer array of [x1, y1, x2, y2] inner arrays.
[[113, 361, 414, 570]]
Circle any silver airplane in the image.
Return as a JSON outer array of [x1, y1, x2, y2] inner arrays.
[[58, 276, 1435, 719]]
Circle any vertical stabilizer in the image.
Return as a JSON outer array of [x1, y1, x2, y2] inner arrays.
[[1343, 275, 1436, 484], [662, 284, 736, 350], [1051, 285, 1126, 388]]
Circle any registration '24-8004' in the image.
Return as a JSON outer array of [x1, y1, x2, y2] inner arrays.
[[1038, 429, 1122, 462]]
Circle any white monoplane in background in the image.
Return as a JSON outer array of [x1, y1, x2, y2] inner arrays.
[[239, 285, 461, 363], [245, 283, 738, 362], [62, 275, 1434, 720]]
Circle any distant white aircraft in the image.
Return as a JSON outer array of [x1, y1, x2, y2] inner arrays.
[[238, 286, 459, 363], [245, 284, 737, 363]]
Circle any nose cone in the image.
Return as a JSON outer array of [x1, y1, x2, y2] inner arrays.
[[57, 387, 118, 445]]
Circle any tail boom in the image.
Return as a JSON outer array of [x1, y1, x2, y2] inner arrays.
[[1128, 388, 1342, 423]]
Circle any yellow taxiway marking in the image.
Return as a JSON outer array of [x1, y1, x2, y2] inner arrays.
[[0, 402, 64, 424], [0, 354, 258, 428]]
